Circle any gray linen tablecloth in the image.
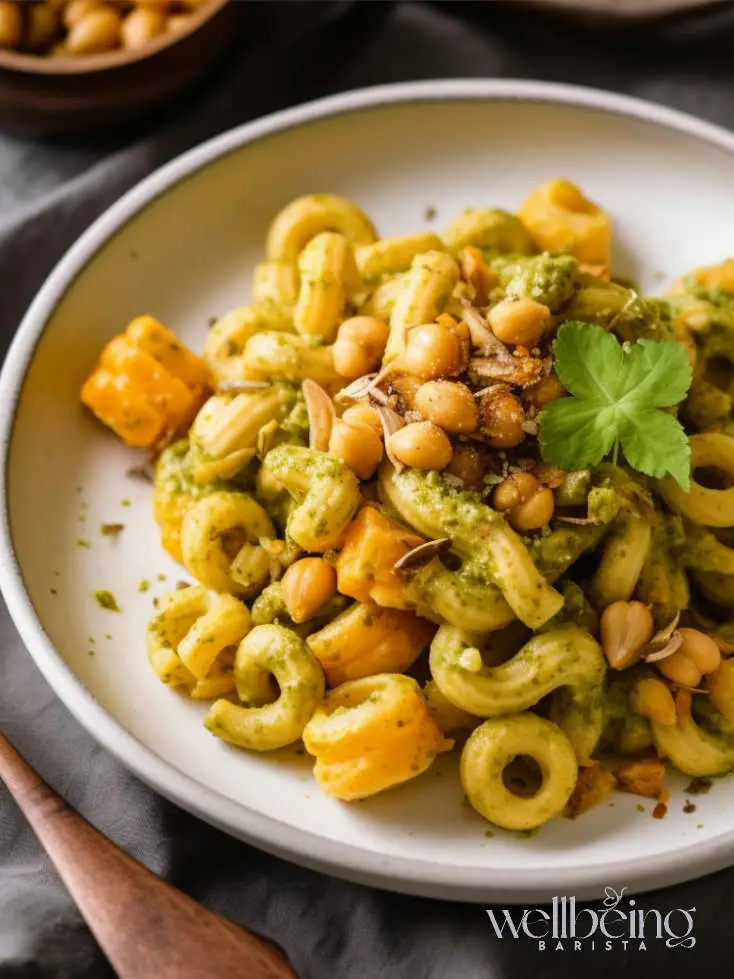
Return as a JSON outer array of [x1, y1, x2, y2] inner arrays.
[[3, 3, 734, 976]]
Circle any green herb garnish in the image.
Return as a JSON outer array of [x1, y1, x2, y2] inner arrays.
[[539, 321, 692, 489]]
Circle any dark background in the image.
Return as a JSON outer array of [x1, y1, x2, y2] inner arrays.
[[2, 2, 734, 976]]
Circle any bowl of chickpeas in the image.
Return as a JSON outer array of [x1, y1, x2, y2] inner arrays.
[[0, 0, 243, 134]]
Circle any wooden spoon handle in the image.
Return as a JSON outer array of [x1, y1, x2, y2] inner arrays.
[[0, 732, 298, 979]]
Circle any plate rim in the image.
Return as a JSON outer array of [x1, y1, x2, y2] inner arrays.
[[3, 78, 734, 903]]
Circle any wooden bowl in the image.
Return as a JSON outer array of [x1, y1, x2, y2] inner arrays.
[[0, 0, 245, 136]]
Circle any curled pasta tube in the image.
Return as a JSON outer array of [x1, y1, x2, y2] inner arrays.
[[266, 194, 377, 263], [429, 625, 606, 763], [423, 680, 480, 736], [460, 714, 578, 831], [692, 569, 734, 608], [442, 208, 536, 256], [384, 250, 459, 363], [181, 491, 276, 598], [257, 445, 360, 552], [302, 673, 452, 800], [518, 179, 611, 267], [205, 624, 325, 751], [294, 232, 359, 341], [658, 433, 734, 527], [203, 305, 294, 382], [684, 524, 734, 575], [355, 233, 445, 279], [590, 507, 652, 607], [307, 602, 436, 687], [646, 689, 734, 777], [240, 332, 341, 388], [188, 388, 283, 484], [379, 464, 563, 629], [358, 273, 406, 322], [147, 585, 251, 696], [252, 261, 300, 307]]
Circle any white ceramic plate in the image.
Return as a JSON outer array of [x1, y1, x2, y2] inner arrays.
[[3, 80, 734, 904]]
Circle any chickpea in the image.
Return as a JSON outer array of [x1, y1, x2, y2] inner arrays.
[[507, 486, 554, 533], [457, 246, 496, 305], [63, 0, 102, 30], [488, 297, 550, 348], [66, 6, 121, 54], [414, 380, 478, 434], [389, 373, 422, 410], [121, 5, 166, 48], [404, 323, 462, 380], [657, 649, 702, 689], [282, 557, 337, 624], [165, 13, 190, 32], [389, 421, 453, 471], [0, 2, 22, 49], [493, 472, 539, 512], [599, 600, 654, 670], [523, 374, 566, 411], [678, 628, 721, 676], [333, 316, 389, 380], [329, 419, 383, 480], [25, 2, 60, 51], [341, 403, 383, 439], [446, 443, 486, 490], [477, 386, 526, 449]]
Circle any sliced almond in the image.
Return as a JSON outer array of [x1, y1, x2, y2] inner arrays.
[[377, 405, 407, 474], [643, 633, 684, 664], [469, 354, 545, 388], [461, 300, 512, 358], [335, 374, 378, 403], [302, 379, 336, 452], [556, 515, 605, 526], [394, 537, 452, 573], [256, 419, 279, 460]]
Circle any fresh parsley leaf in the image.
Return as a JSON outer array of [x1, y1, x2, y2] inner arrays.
[[539, 321, 692, 490]]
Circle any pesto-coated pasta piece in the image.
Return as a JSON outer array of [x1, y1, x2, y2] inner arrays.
[[294, 232, 358, 341], [429, 625, 606, 763], [188, 388, 283, 484], [147, 585, 251, 694], [442, 208, 535, 256], [252, 260, 300, 307], [358, 273, 406, 322], [181, 491, 275, 598], [257, 445, 360, 552], [240, 332, 341, 388], [650, 695, 734, 777], [518, 179, 611, 267], [692, 569, 734, 608], [204, 304, 294, 382], [590, 507, 652, 607], [379, 464, 563, 629], [302, 673, 452, 800], [659, 432, 734, 527], [685, 524, 734, 576], [384, 251, 459, 363], [460, 714, 578, 831], [356, 232, 445, 280], [265, 194, 377, 263], [250, 580, 349, 638], [423, 680, 480, 736], [204, 624, 325, 751]]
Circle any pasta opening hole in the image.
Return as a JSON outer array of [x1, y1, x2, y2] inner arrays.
[[439, 552, 462, 573], [693, 466, 734, 490], [217, 526, 249, 559], [502, 755, 542, 797]]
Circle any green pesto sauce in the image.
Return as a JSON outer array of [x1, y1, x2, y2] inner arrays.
[[94, 590, 120, 612]]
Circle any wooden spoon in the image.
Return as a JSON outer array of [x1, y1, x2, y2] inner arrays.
[[0, 730, 298, 979]]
